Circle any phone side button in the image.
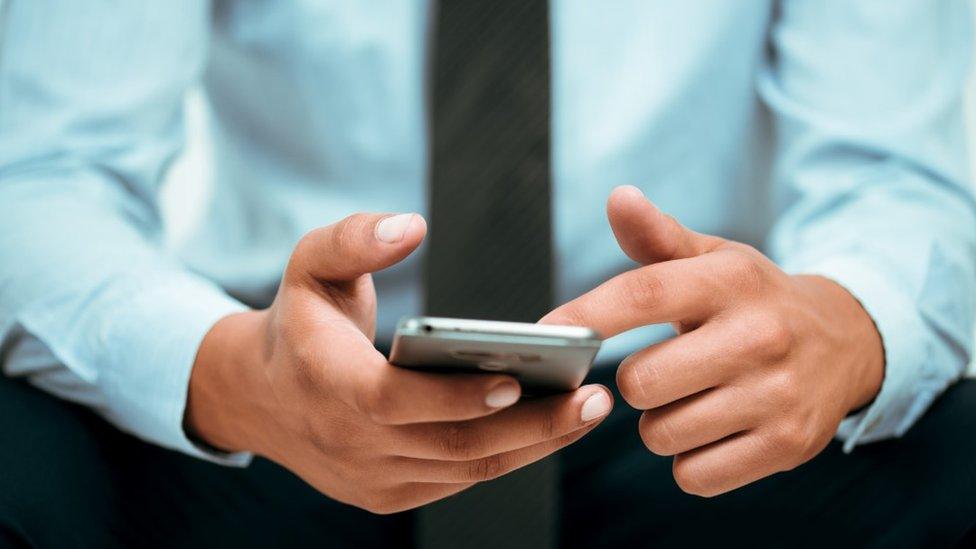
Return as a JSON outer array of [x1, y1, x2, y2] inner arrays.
[[478, 361, 508, 372]]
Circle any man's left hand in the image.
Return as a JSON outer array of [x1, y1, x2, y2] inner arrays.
[[541, 186, 885, 497]]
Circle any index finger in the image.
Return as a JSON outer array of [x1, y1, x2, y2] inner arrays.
[[540, 253, 731, 338]]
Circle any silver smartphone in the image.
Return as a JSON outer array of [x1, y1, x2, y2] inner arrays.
[[390, 316, 602, 394]]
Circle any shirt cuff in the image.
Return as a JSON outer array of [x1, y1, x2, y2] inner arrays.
[[93, 277, 254, 467], [783, 255, 944, 452]]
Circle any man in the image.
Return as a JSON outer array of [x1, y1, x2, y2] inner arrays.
[[1, 1, 975, 547]]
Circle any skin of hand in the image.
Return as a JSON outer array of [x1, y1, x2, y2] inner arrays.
[[541, 186, 885, 497], [185, 212, 614, 514]]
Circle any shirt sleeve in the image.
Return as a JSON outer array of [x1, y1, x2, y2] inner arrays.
[[760, 0, 976, 450], [0, 1, 250, 465]]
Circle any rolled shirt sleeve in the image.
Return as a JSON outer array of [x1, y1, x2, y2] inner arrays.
[[761, 0, 976, 449], [0, 2, 250, 465]]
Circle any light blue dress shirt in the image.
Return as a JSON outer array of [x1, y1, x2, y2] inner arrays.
[[1, 1, 974, 465]]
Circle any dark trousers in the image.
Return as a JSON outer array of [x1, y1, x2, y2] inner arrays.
[[2, 366, 976, 548]]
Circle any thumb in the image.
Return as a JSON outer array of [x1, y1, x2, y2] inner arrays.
[[607, 185, 723, 264], [287, 212, 427, 283]]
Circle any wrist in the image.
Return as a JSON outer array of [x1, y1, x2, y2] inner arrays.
[[184, 309, 271, 455], [794, 274, 885, 414]]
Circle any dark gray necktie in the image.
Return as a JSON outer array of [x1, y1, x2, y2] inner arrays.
[[420, 1, 556, 548]]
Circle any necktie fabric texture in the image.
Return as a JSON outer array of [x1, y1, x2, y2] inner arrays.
[[420, 1, 558, 548]]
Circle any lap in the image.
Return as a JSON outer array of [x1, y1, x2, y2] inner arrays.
[[3, 369, 975, 548], [0, 376, 409, 548], [561, 367, 976, 548]]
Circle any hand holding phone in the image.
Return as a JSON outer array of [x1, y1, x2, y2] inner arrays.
[[189, 213, 613, 515]]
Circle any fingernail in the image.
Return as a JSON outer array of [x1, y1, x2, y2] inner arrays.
[[580, 391, 612, 422], [485, 382, 520, 408], [620, 185, 645, 198], [375, 213, 416, 243]]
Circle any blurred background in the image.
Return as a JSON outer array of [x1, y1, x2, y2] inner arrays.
[[148, 7, 974, 374]]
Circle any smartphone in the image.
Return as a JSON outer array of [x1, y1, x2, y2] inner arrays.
[[390, 316, 602, 394]]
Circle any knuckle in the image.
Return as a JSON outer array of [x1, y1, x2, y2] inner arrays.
[[640, 412, 681, 456], [441, 423, 482, 459], [628, 269, 668, 312], [672, 458, 713, 497], [773, 418, 812, 456], [725, 249, 766, 294], [331, 215, 366, 255], [748, 313, 793, 361], [616, 356, 655, 408], [466, 454, 506, 482], [537, 408, 557, 440], [767, 370, 801, 410]]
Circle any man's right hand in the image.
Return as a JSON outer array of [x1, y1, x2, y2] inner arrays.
[[184, 212, 613, 514]]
